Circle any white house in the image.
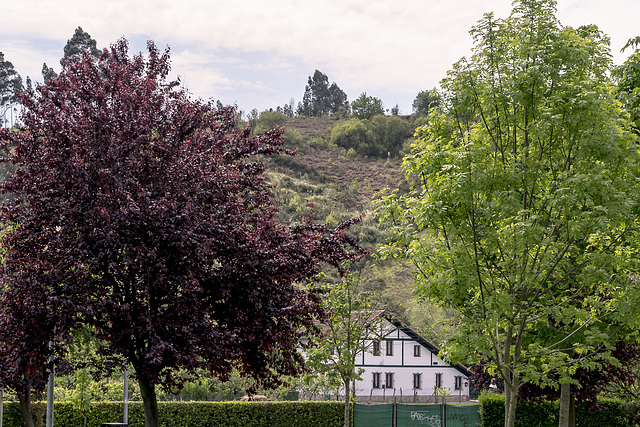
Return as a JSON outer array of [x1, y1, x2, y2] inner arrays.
[[354, 311, 471, 403]]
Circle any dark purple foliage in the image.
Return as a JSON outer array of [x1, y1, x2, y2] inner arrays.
[[0, 39, 364, 425]]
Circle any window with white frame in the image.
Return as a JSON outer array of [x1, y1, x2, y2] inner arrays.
[[435, 373, 442, 388], [386, 340, 393, 356], [413, 345, 421, 357]]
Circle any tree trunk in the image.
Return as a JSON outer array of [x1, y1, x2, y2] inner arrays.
[[18, 391, 35, 427], [138, 376, 160, 427], [558, 383, 575, 427], [569, 392, 575, 427], [343, 379, 351, 427], [504, 375, 519, 427]]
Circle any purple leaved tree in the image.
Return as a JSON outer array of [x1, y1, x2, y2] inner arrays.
[[0, 39, 364, 427]]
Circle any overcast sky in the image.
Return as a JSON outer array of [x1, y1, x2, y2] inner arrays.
[[1, 0, 638, 116]]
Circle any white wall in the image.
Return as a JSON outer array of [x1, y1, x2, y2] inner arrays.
[[354, 318, 470, 401]]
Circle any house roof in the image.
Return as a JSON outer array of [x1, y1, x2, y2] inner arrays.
[[368, 310, 472, 378]]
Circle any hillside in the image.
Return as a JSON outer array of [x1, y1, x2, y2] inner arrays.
[[259, 115, 420, 326]]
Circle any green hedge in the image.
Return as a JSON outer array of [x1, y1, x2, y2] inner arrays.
[[1, 401, 346, 427], [479, 393, 638, 427]]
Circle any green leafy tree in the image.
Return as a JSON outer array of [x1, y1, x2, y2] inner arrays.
[[351, 92, 384, 119], [0, 52, 23, 129], [368, 115, 413, 158], [304, 273, 381, 427], [67, 327, 110, 427], [377, 1, 640, 426], [330, 116, 413, 158], [61, 26, 101, 68], [615, 36, 640, 134], [411, 88, 440, 117], [405, 299, 460, 350], [297, 70, 348, 117], [283, 97, 295, 118], [254, 110, 288, 134], [329, 118, 373, 154], [0, 52, 22, 107], [41, 63, 57, 83]]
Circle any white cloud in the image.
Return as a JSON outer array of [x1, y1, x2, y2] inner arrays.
[[1, 0, 639, 112]]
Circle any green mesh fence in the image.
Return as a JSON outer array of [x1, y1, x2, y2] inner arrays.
[[354, 403, 480, 427], [446, 404, 481, 427], [396, 404, 442, 427], [353, 403, 394, 427]]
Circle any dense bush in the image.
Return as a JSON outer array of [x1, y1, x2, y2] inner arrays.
[[1, 401, 345, 427], [479, 392, 636, 427], [329, 116, 413, 158]]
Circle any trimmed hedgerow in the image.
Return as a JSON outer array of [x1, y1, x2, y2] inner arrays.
[[1, 401, 345, 427], [479, 393, 635, 427]]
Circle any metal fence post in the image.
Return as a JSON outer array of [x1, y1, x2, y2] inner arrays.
[[393, 399, 397, 427], [441, 397, 446, 427], [123, 362, 129, 424]]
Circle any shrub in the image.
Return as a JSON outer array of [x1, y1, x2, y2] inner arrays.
[[478, 393, 634, 427], [1, 401, 345, 427]]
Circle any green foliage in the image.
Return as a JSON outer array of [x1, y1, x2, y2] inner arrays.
[[478, 393, 636, 427], [377, 1, 640, 425], [412, 88, 440, 117], [304, 273, 379, 388], [0, 401, 345, 427], [60, 27, 101, 68], [40, 62, 57, 83], [71, 368, 94, 426], [329, 116, 413, 158], [405, 299, 460, 350], [351, 92, 384, 119], [330, 118, 372, 154], [255, 110, 288, 131], [479, 392, 556, 427], [297, 70, 348, 117], [614, 36, 640, 134], [368, 115, 413, 158], [0, 51, 23, 107], [155, 401, 346, 427]]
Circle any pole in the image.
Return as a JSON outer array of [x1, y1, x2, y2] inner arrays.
[[46, 365, 54, 427], [46, 336, 55, 427], [123, 363, 129, 424], [442, 395, 446, 427]]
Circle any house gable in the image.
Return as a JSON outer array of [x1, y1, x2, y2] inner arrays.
[[360, 311, 471, 377], [353, 311, 471, 401]]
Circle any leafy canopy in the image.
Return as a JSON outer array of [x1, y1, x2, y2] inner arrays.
[[297, 70, 348, 117], [615, 36, 640, 134], [351, 92, 384, 120], [61, 26, 101, 68], [377, 0, 640, 425], [0, 51, 22, 107]]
